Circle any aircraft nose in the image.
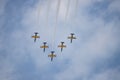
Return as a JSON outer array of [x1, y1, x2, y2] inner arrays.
[[61, 42, 64, 43], [43, 42, 47, 44], [35, 32, 38, 34], [51, 51, 54, 53]]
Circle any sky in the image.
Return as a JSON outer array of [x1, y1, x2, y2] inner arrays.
[[0, 0, 120, 80]]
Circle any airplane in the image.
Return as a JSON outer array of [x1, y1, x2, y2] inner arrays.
[[68, 33, 76, 43], [31, 32, 40, 42], [48, 51, 56, 61], [40, 42, 49, 52], [58, 42, 66, 52]]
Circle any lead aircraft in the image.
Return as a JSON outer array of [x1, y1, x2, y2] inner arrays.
[[48, 51, 56, 61]]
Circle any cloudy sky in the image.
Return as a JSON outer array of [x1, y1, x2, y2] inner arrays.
[[0, 0, 120, 80]]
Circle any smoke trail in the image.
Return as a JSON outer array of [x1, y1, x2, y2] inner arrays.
[[65, 0, 71, 21], [46, 0, 51, 28], [37, 1, 41, 29], [55, 0, 61, 24], [52, 0, 61, 50], [75, 0, 79, 16]]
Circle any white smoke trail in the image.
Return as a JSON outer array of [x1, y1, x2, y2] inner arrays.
[[55, 0, 61, 23], [75, 0, 79, 16], [65, 0, 71, 21], [42, 0, 51, 41], [37, 2, 41, 29], [46, 0, 51, 28], [52, 0, 61, 50]]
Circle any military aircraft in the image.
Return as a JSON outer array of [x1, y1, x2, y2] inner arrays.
[[48, 51, 56, 61], [58, 42, 66, 52], [40, 42, 49, 52], [31, 32, 40, 42], [68, 33, 76, 43]]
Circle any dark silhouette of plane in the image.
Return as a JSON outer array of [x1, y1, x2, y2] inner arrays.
[[58, 42, 66, 52], [32, 32, 40, 42], [68, 33, 76, 43], [40, 42, 49, 52], [48, 51, 56, 61]]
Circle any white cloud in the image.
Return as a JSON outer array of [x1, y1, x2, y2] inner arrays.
[[54, 21, 119, 80], [21, 0, 120, 75], [0, 0, 120, 80]]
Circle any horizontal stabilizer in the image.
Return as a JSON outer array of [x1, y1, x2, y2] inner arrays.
[[58, 45, 66, 47]]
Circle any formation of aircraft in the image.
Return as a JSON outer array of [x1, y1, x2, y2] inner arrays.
[[48, 51, 56, 61], [58, 42, 66, 52], [32, 32, 76, 61], [32, 32, 40, 42], [40, 42, 49, 52], [68, 33, 76, 43], [30, 0, 79, 62]]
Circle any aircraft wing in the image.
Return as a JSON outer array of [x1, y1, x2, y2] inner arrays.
[[73, 37, 76, 39], [36, 36, 40, 38], [68, 37, 72, 39], [32, 36, 40, 38], [48, 55, 56, 57], [32, 36, 35, 38], [58, 45, 66, 47], [58, 45, 62, 47], [63, 45, 66, 47], [48, 55, 52, 57], [40, 46, 44, 48], [53, 55, 56, 57], [40, 46, 48, 48], [45, 46, 48, 48]]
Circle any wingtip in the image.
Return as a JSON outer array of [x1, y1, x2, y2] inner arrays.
[[71, 33, 74, 35]]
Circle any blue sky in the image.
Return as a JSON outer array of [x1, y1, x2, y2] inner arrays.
[[0, 0, 120, 80]]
